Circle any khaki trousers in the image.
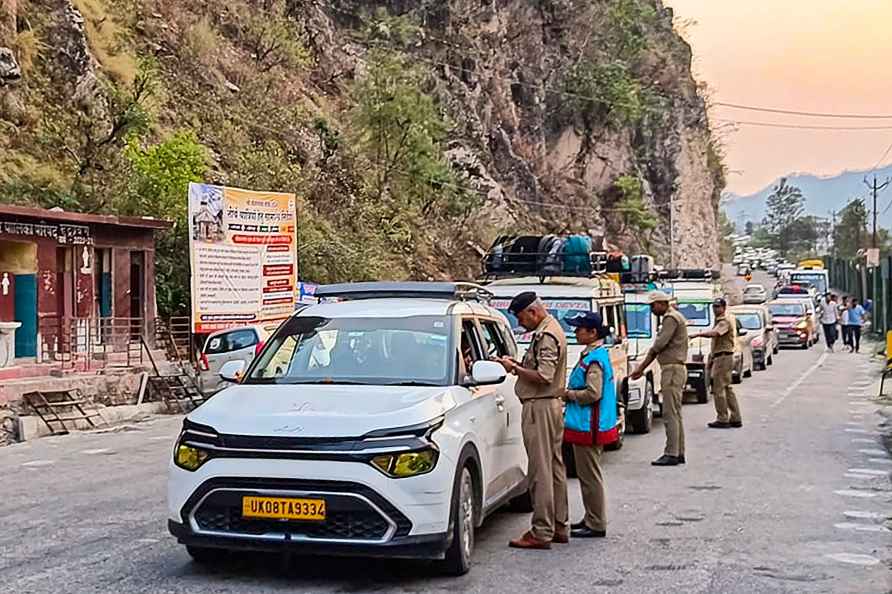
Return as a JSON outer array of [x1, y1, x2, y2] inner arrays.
[[660, 364, 686, 457], [710, 355, 742, 423], [572, 444, 606, 531], [521, 398, 569, 540]]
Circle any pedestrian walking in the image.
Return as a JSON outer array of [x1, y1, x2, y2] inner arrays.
[[631, 291, 688, 467], [818, 293, 839, 351], [840, 298, 852, 351], [497, 292, 569, 549], [847, 298, 867, 353], [690, 298, 743, 429], [561, 312, 618, 539]]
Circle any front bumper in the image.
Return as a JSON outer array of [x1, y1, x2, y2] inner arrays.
[[168, 474, 452, 560], [777, 328, 808, 345]]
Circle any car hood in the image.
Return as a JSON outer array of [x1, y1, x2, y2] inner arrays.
[[188, 384, 456, 437], [772, 316, 802, 327], [688, 336, 712, 357]]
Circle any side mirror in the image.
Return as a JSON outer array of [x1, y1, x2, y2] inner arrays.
[[470, 360, 507, 386], [738, 328, 749, 337], [220, 360, 247, 383]]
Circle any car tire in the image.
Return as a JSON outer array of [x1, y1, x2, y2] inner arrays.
[[628, 379, 654, 434], [743, 366, 752, 378], [695, 376, 710, 404], [442, 466, 475, 576], [186, 545, 221, 565]]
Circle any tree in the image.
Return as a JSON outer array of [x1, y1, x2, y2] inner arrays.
[[719, 211, 735, 262], [833, 198, 868, 259], [605, 174, 657, 250], [763, 178, 805, 256]]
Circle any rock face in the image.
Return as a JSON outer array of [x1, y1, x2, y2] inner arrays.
[[0, 47, 20, 86], [311, 0, 723, 266]]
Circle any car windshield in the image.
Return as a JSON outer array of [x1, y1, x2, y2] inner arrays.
[[246, 315, 453, 386], [769, 303, 805, 317], [677, 301, 712, 327], [493, 298, 590, 345], [744, 286, 763, 294], [625, 303, 652, 338], [735, 312, 762, 330], [790, 273, 827, 294]]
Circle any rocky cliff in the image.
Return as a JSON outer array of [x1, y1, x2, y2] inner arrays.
[[1, 0, 723, 306]]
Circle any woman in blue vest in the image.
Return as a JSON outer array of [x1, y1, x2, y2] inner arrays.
[[562, 311, 619, 538]]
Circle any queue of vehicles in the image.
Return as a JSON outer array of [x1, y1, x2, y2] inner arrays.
[[172, 234, 801, 575]]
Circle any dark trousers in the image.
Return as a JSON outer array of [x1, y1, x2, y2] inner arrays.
[[850, 325, 862, 352], [841, 325, 852, 348], [822, 323, 837, 348]]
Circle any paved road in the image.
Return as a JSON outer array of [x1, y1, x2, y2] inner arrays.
[[2, 343, 890, 592]]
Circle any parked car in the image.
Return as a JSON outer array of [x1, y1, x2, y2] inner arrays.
[[731, 316, 754, 384], [767, 299, 815, 348], [730, 305, 778, 370], [168, 282, 530, 576], [736, 264, 751, 277], [742, 284, 769, 304], [197, 325, 267, 395]]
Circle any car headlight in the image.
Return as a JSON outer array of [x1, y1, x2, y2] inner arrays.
[[174, 443, 210, 471], [371, 449, 438, 478]]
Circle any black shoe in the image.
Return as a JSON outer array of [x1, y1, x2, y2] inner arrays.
[[730, 421, 743, 428], [707, 421, 732, 429], [571, 520, 586, 530], [571, 526, 607, 538], [652, 455, 680, 466], [678, 455, 686, 464]]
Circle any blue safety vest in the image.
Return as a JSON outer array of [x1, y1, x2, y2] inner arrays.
[[564, 346, 619, 446]]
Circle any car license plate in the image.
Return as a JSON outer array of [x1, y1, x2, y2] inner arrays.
[[241, 496, 326, 521]]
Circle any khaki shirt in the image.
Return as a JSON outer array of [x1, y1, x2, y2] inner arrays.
[[515, 315, 567, 401], [565, 344, 603, 405], [648, 307, 688, 366], [711, 313, 736, 355]]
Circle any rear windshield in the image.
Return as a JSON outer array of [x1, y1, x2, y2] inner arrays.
[[204, 329, 258, 354], [768, 303, 805, 317]]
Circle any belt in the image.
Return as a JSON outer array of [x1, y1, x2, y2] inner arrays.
[[712, 352, 733, 357], [521, 396, 560, 403], [660, 362, 686, 367]]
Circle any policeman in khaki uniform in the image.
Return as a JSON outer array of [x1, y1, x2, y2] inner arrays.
[[496, 292, 569, 549], [691, 298, 743, 429], [631, 291, 689, 466]]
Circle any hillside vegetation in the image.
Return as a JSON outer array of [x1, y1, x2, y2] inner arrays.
[[0, 0, 725, 316]]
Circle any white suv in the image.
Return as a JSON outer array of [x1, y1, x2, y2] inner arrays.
[[167, 283, 529, 575]]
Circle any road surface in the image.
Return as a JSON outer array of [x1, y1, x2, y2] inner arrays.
[[2, 298, 890, 593]]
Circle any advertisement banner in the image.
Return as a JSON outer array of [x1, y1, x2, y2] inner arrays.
[[188, 183, 297, 334]]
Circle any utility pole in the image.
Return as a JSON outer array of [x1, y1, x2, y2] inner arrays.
[[864, 176, 890, 248]]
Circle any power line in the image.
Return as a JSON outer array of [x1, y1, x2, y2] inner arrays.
[[715, 118, 892, 131], [714, 102, 892, 120], [872, 141, 892, 171]]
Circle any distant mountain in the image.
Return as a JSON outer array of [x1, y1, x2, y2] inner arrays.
[[723, 164, 892, 229]]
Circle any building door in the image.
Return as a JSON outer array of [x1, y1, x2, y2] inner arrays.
[[14, 273, 37, 358], [130, 251, 145, 338]]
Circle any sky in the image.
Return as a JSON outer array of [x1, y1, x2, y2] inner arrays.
[[664, 0, 892, 196]]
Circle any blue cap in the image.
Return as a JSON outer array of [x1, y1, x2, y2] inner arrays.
[[566, 311, 610, 336]]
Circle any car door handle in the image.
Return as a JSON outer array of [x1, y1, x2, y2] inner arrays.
[[495, 395, 505, 405]]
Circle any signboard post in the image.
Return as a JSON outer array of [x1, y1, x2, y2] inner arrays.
[[188, 183, 297, 334]]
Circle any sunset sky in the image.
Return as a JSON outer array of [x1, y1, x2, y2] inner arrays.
[[664, 0, 892, 195]]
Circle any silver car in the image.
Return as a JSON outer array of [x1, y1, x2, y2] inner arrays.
[[197, 326, 265, 395], [742, 284, 768, 304]]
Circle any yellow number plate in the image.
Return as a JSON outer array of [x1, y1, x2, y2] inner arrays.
[[241, 496, 326, 521]]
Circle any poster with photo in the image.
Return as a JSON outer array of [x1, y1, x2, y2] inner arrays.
[[188, 182, 297, 334]]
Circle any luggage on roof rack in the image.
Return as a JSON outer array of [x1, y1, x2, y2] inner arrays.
[[658, 268, 721, 281], [482, 234, 608, 279]]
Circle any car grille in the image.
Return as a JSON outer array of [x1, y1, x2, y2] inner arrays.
[[186, 478, 412, 543]]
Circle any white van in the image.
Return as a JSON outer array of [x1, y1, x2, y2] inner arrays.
[[623, 289, 663, 432]]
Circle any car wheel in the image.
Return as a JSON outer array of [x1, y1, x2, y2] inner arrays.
[[628, 379, 654, 434], [695, 376, 710, 404], [743, 365, 752, 378], [186, 545, 221, 565], [442, 466, 475, 576]]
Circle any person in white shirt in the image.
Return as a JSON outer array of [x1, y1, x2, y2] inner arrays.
[[840, 298, 852, 351], [818, 294, 839, 351]]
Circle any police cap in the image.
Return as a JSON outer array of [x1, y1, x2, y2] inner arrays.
[[647, 290, 671, 304], [712, 297, 727, 307], [508, 291, 538, 315]]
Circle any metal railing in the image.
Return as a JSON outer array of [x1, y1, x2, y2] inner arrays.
[[38, 316, 147, 372], [825, 256, 890, 337]]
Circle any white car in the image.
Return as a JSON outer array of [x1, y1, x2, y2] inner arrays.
[[197, 326, 266, 395], [167, 282, 529, 575]]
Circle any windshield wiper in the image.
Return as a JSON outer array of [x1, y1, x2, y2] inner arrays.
[[385, 381, 441, 387]]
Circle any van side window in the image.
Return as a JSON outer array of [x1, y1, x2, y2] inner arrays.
[[478, 319, 509, 358]]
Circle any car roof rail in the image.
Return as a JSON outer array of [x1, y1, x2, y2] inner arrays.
[[315, 281, 495, 303]]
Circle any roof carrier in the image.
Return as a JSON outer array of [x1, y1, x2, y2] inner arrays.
[[657, 268, 721, 282], [316, 282, 494, 303], [481, 234, 610, 280]]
